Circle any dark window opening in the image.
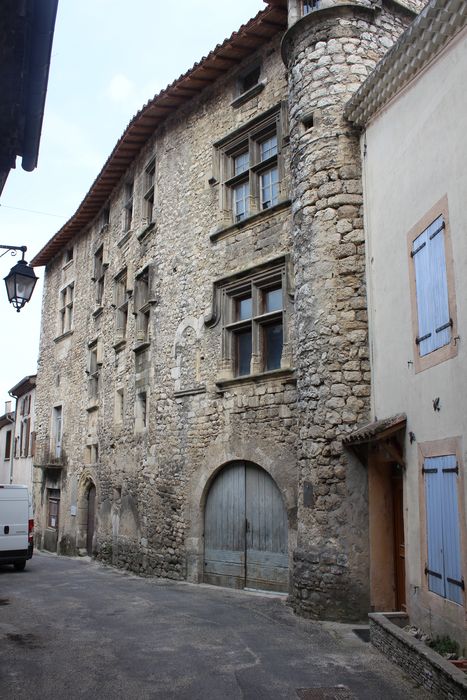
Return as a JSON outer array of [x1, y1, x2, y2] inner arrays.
[[264, 322, 283, 371], [240, 66, 261, 94], [236, 329, 252, 376]]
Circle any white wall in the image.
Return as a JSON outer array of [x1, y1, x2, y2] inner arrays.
[[362, 27, 467, 645]]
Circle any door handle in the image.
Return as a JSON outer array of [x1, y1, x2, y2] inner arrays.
[[4, 526, 9, 534], [245, 518, 250, 533]]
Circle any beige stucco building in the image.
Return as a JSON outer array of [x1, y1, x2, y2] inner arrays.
[[31, 0, 428, 623], [346, 0, 466, 650]]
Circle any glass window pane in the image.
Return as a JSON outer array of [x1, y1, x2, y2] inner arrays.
[[265, 288, 282, 313], [237, 296, 252, 320], [234, 151, 249, 175], [236, 329, 252, 376], [264, 322, 283, 371], [260, 134, 277, 161], [260, 167, 279, 209], [234, 182, 249, 221]]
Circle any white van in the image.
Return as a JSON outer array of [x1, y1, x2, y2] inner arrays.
[[0, 484, 34, 570]]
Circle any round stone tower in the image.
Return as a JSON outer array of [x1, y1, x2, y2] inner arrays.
[[281, 0, 424, 619]]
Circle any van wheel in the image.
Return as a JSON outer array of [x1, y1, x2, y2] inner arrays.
[[14, 561, 26, 571]]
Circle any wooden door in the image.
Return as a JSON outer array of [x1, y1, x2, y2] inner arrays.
[[204, 462, 288, 592], [392, 470, 406, 610], [86, 484, 96, 556]]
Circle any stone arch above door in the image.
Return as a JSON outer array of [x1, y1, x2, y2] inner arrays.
[[77, 473, 97, 556], [184, 438, 297, 585], [204, 460, 289, 591]]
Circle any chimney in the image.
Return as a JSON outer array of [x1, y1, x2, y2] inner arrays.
[[5, 400, 11, 414]]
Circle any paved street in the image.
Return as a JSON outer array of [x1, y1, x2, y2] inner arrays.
[[0, 552, 430, 699]]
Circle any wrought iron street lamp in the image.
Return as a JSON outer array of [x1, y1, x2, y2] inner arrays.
[[1, 245, 38, 312]]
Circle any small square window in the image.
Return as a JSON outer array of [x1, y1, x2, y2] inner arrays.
[[64, 247, 74, 265], [239, 66, 261, 94]]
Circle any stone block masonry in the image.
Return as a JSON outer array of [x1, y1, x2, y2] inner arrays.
[[282, 1, 417, 620], [32, 0, 422, 621]]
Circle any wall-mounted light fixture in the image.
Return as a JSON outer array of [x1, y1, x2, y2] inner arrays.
[[1, 245, 38, 312]]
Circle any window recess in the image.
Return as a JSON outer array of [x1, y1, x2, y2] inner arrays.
[[214, 105, 287, 226], [113, 269, 129, 343], [142, 157, 156, 227], [206, 256, 294, 382]]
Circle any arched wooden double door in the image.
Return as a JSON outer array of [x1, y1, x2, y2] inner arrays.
[[204, 461, 288, 592]]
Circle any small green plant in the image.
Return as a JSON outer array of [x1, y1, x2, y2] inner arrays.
[[428, 635, 459, 658]]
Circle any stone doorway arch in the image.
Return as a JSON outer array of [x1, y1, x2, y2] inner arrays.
[[77, 477, 97, 556], [203, 460, 288, 592]]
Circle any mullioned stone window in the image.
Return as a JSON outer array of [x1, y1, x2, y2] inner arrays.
[[134, 267, 151, 346], [142, 156, 155, 226], [123, 180, 134, 234], [58, 282, 74, 335], [113, 268, 129, 344], [213, 104, 288, 227], [206, 256, 294, 382]]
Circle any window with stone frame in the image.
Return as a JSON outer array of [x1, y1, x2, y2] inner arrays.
[[123, 180, 134, 233], [93, 245, 106, 306], [63, 246, 74, 266], [238, 64, 261, 96], [135, 391, 147, 431], [47, 489, 60, 529], [143, 157, 155, 225], [219, 262, 290, 378], [215, 106, 286, 224], [114, 269, 129, 341], [52, 406, 62, 459], [58, 282, 74, 335], [87, 340, 101, 400], [134, 267, 151, 344], [115, 387, 124, 424]]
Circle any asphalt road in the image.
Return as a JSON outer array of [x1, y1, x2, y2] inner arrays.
[[0, 552, 431, 699]]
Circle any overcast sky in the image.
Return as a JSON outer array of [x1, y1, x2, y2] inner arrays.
[[0, 0, 265, 409]]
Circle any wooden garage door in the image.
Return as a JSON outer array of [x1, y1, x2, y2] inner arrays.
[[204, 461, 288, 592]]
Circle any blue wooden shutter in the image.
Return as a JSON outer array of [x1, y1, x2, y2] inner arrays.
[[427, 217, 451, 351], [424, 457, 445, 597], [440, 456, 463, 604], [412, 216, 450, 356]]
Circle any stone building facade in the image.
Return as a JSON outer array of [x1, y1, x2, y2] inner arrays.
[[31, 0, 423, 621]]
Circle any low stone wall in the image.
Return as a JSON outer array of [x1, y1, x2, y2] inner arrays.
[[369, 612, 467, 699]]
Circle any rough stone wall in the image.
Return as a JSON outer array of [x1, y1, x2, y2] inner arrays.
[[34, 33, 299, 581], [369, 614, 467, 699], [283, 2, 416, 619]]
